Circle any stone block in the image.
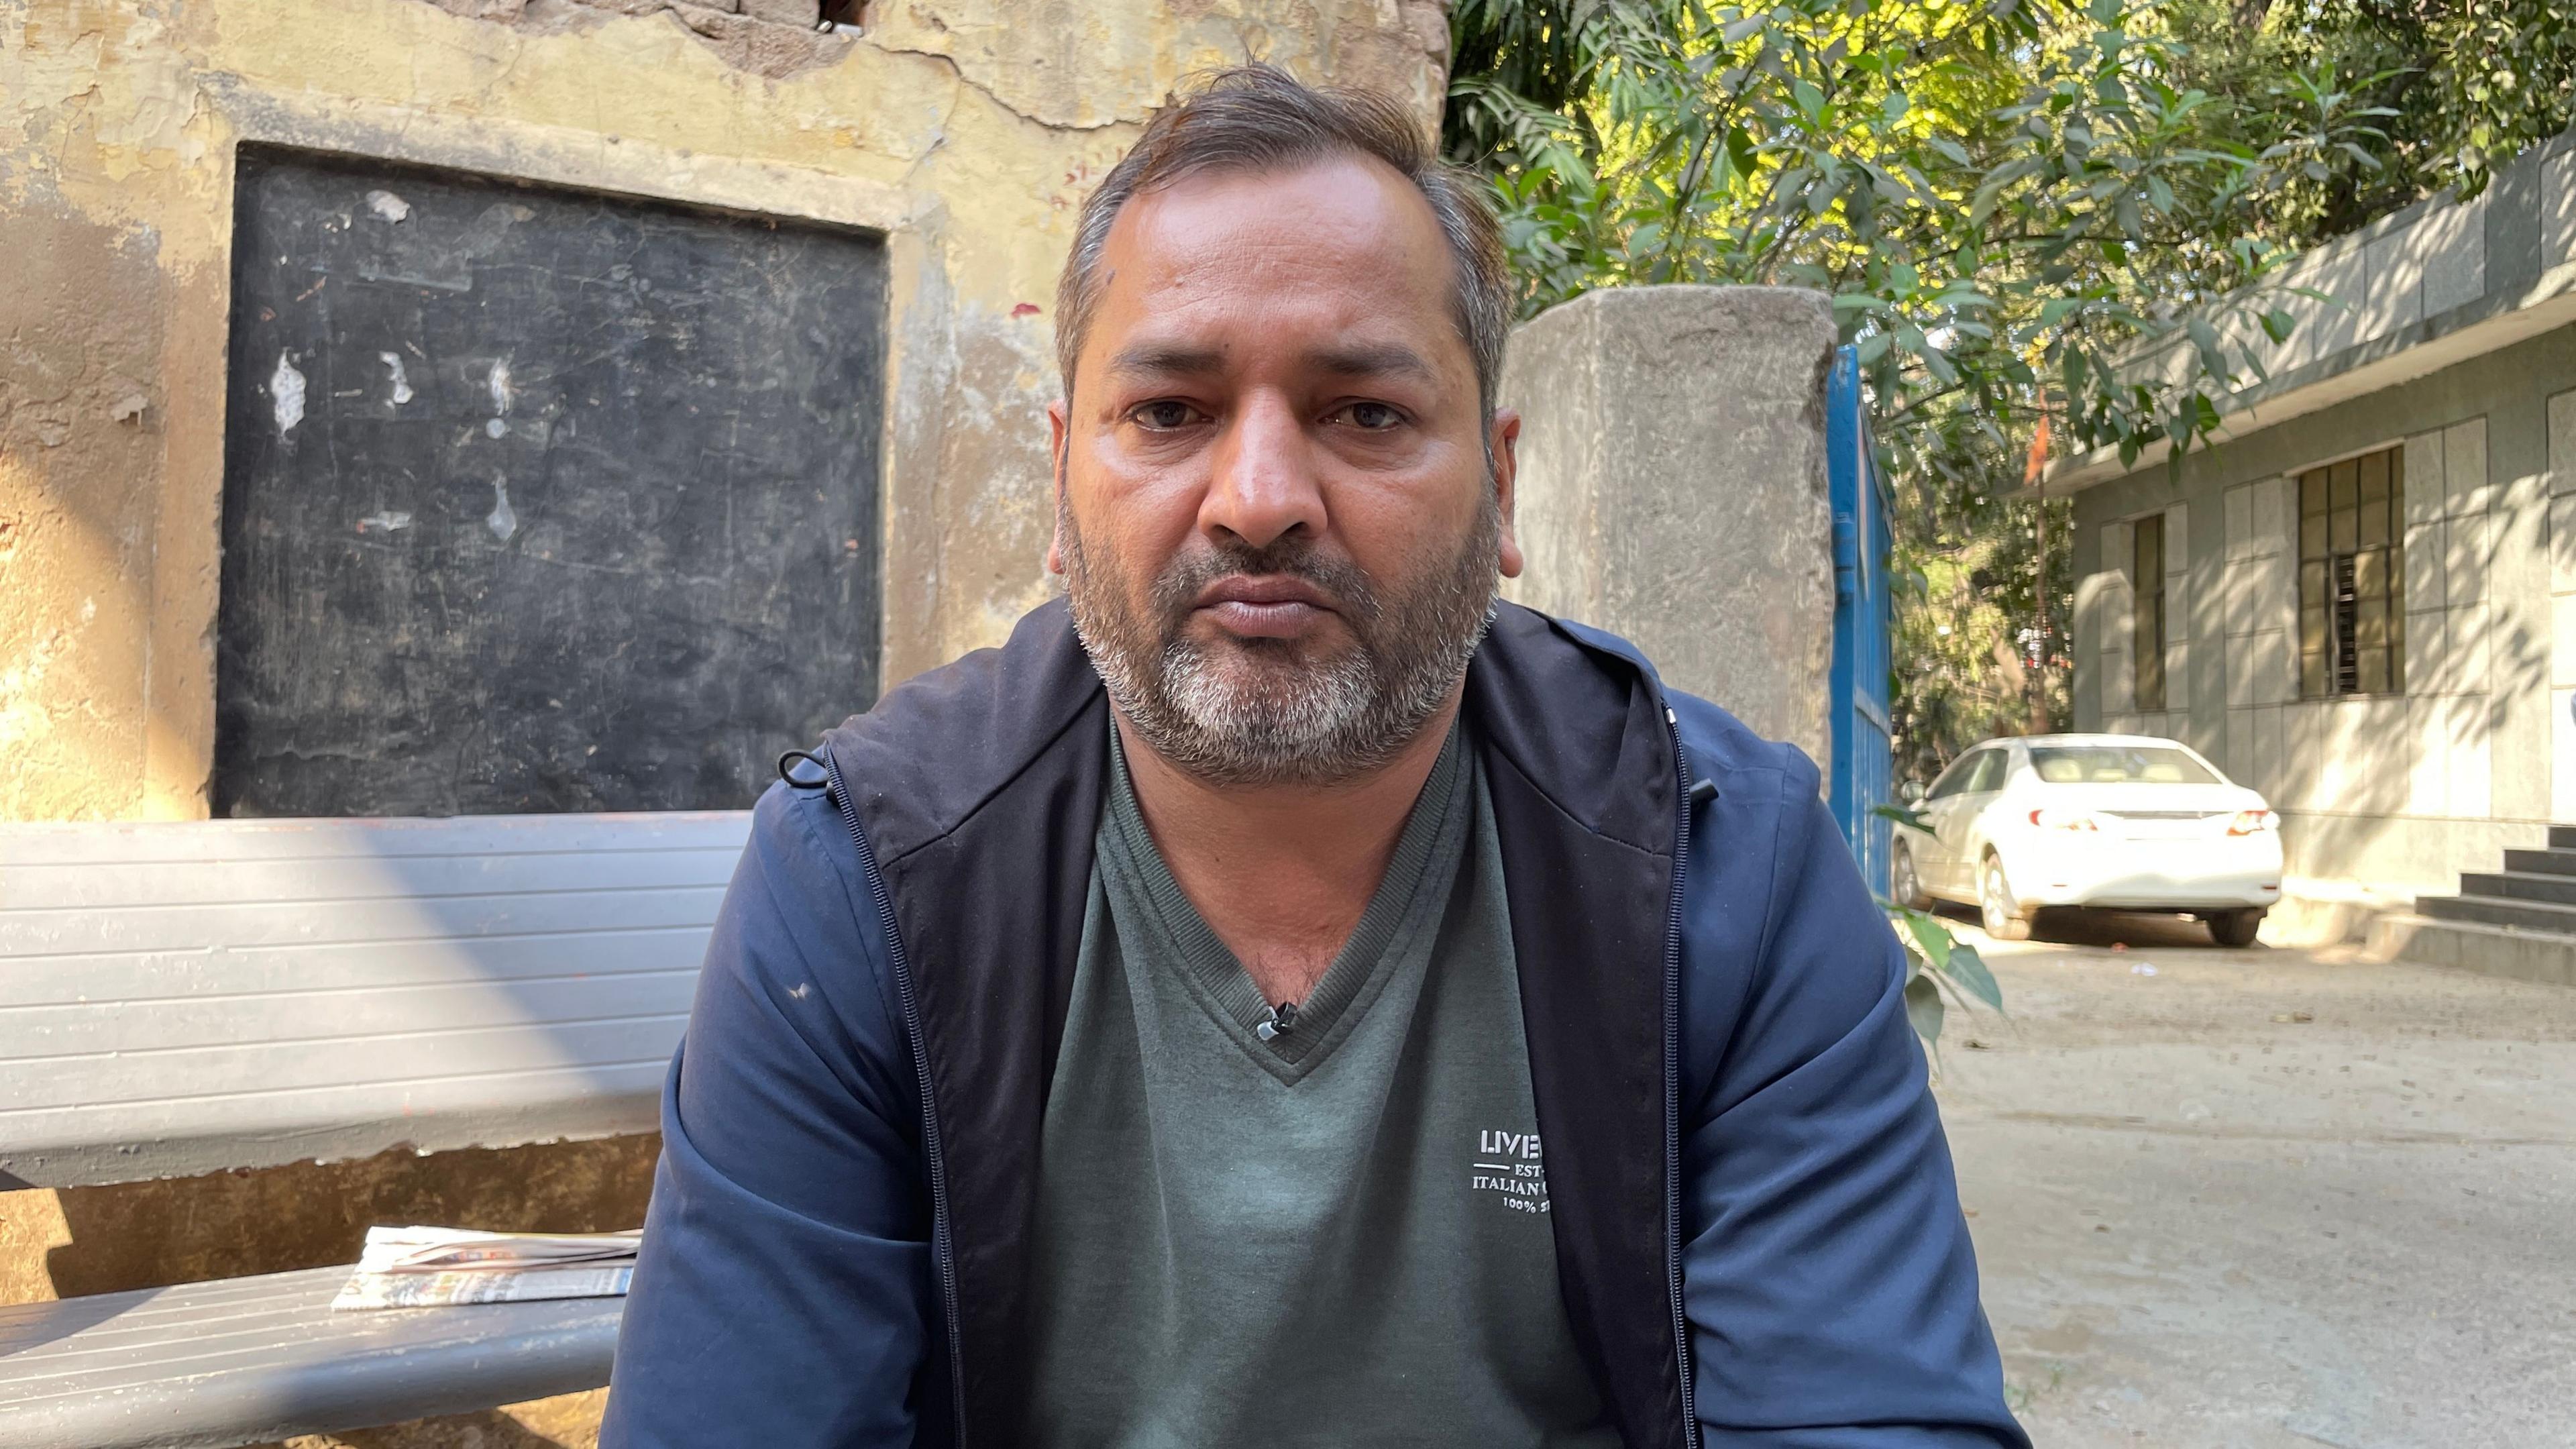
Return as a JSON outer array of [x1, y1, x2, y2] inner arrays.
[[2445, 693, 2493, 818], [2225, 483, 2255, 561], [2547, 148, 2576, 270], [2446, 513, 2491, 607], [2256, 626, 2296, 707], [2284, 244, 2367, 366], [2256, 696, 2298, 789], [2408, 607, 2448, 697], [737, 0, 815, 23], [2406, 521, 2446, 610], [2357, 697, 2410, 814], [2164, 502, 2190, 573], [2254, 475, 2290, 555], [2450, 602, 2492, 696], [2290, 702, 2330, 810], [2552, 494, 2576, 596], [2165, 572, 2193, 644], [2417, 193, 2489, 316], [2263, 551, 2299, 637], [2555, 594, 2576, 689], [2552, 388, 2576, 496], [1499, 286, 1836, 764], [2226, 707, 2255, 783], [2555, 686, 2576, 820], [2103, 647, 2134, 716], [2408, 696, 2447, 816], [2224, 557, 2254, 639], [2404, 430, 2447, 527], [2444, 417, 2491, 517], [2165, 641, 2191, 712], [2493, 691, 2551, 823], [2104, 568, 2135, 645], [2358, 226, 2426, 342]]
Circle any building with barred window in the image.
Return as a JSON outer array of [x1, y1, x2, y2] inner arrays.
[[2045, 124, 2576, 971]]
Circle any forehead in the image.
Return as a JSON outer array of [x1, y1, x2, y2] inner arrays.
[[1077, 156, 1468, 382]]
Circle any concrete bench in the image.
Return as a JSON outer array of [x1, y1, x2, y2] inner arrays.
[[0, 810, 749, 1446], [0, 1265, 625, 1449]]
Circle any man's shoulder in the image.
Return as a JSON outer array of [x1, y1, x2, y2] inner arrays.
[[1667, 689, 1819, 798], [818, 596, 1108, 862], [1524, 606, 1819, 795]]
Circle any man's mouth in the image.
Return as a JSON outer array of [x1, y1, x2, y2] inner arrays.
[[1192, 574, 1338, 640]]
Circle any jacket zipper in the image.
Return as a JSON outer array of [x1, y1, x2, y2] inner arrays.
[[1661, 704, 1701, 1449], [819, 750, 971, 1448]]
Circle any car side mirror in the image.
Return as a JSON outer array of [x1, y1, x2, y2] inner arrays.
[[1898, 780, 1925, 804]]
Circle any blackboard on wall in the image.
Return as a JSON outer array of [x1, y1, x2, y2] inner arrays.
[[216, 146, 886, 816]]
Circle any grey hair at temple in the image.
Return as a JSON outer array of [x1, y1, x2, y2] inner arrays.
[[1051, 64, 1513, 420]]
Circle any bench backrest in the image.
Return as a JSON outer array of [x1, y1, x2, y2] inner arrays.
[[0, 812, 750, 1189]]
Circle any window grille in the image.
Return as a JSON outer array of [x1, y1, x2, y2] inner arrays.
[[2296, 446, 2404, 698], [2133, 513, 2165, 712]]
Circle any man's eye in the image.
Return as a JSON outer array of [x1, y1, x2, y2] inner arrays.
[[1337, 401, 1405, 431], [1132, 400, 1201, 431]]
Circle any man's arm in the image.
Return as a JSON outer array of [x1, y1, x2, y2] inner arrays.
[[1676, 726, 2027, 1447], [602, 782, 938, 1448]]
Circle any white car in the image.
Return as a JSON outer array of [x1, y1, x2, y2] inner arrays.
[[1890, 733, 2284, 947]]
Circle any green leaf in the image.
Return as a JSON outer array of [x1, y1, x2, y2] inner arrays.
[[1939, 938, 2005, 1011], [2186, 316, 2228, 380], [1904, 973, 1946, 1049], [1899, 908, 1953, 971], [1871, 802, 1932, 831]]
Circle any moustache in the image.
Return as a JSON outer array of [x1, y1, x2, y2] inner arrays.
[[1148, 539, 1384, 626]]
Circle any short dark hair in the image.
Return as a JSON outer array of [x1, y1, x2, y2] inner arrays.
[[1053, 64, 1511, 418]]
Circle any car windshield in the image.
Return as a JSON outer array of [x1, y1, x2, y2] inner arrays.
[[2029, 745, 2219, 786]]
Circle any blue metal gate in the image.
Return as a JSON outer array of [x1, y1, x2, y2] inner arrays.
[[1826, 345, 1896, 897]]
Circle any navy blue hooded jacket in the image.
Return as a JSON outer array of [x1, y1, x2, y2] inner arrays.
[[603, 598, 2027, 1448]]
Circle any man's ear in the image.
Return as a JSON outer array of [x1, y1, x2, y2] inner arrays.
[[1491, 408, 1524, 580], [1046, 399, 1070, 576]]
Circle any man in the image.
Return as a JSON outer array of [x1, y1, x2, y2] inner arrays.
[[605, 66, 2026, 1448]]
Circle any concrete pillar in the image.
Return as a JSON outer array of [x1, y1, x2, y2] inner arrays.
[[1499, 284, 1838, 767]]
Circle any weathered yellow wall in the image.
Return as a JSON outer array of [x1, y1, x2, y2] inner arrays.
[[0, 0, 1450, 820], [0, 3, 1446, 1439]]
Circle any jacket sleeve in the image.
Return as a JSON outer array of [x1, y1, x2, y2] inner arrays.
[[601, 781, 938, 1448], [1676, 741, 2028, 1447]]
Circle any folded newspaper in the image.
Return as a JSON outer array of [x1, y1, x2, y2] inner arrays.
[[333, 1225, 643, 1310]]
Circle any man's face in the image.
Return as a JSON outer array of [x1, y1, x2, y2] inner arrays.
[[1049, 155, 1522, 788]]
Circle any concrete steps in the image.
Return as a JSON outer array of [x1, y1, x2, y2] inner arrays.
[[2368, 914, 2576, 988], [2457, 871, 2576, 907], [2380, 828, 2576, 986], [2420, 891, 2576, 932]]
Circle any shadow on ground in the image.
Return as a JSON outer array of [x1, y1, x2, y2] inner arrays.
[[1925, 900, 2235, 951]]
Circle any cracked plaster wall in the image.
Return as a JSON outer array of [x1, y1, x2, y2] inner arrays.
[[0, 0, 1451, 820]]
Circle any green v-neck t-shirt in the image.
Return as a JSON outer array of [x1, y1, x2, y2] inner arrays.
[[1022, 723, 1620, 1447]]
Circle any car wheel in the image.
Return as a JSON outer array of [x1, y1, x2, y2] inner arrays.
[[2208, 908, 2265, 948], [1892, 843, 1932, 912], [1978, 853, 2032, 941]]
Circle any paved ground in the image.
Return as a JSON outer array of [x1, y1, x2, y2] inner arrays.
[[1934, 910, 2576, 1447]]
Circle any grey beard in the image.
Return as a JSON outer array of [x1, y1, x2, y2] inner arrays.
[[1061, 500, 1502, 789]]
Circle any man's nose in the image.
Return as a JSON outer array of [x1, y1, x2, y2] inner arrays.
[[1198, 394, 1324, 551]]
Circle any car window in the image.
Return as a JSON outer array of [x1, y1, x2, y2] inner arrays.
[[1925, 751, 1980, 800], [1963, 749, 2007, 794], [2029, 745, 2219, 785]]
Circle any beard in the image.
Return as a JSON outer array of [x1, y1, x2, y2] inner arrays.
[[1060, 491, 1503, 789]]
